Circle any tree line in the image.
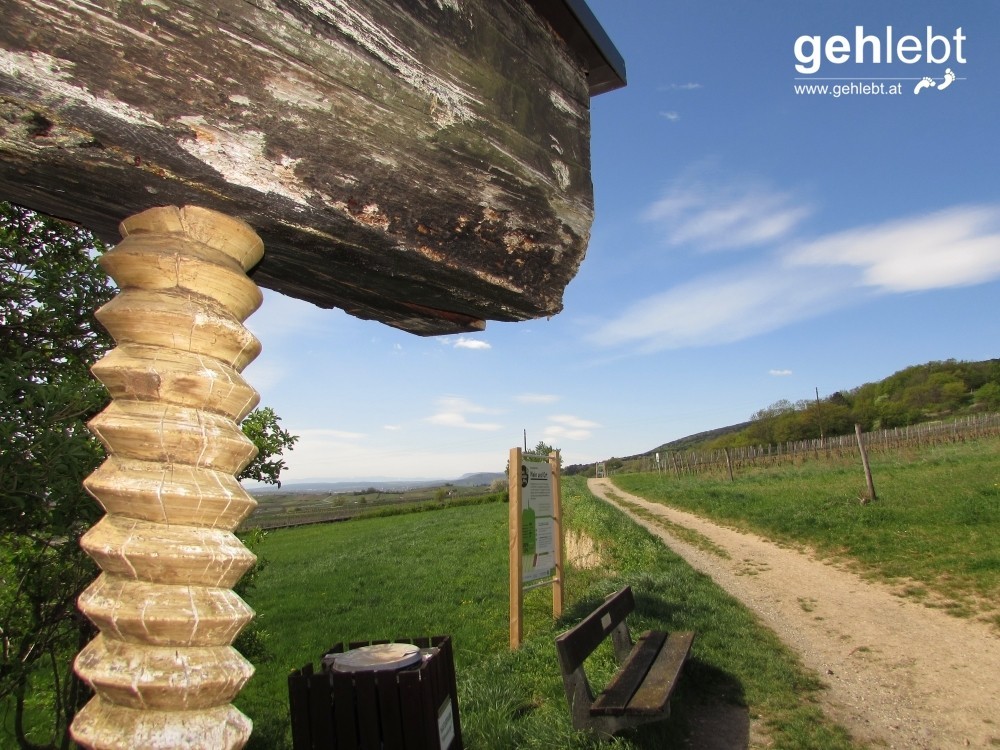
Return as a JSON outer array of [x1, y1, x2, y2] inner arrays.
[[625, 413, 1000, 478], [564, 359, 1000, 478], [706, 358, 1000, 451]]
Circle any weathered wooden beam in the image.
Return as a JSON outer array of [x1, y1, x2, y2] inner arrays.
[[0, 0, 620, 335]]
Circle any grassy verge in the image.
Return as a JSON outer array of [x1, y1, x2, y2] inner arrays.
[[235, 477, 863, 749], [611, 439, 1000, 625]]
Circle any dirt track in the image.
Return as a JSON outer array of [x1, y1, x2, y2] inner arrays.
[[587, 478, 1000, 749]]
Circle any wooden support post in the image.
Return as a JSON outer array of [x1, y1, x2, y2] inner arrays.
[[855, 423, 877, 504], [550, 450, 564, 620], [71, 206, 264, 749], [509, 447, 524, 650]]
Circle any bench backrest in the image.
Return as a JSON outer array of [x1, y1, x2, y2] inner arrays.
[[555, 586, 635, 675]]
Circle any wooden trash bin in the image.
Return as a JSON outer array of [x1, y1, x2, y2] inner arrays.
[[288, 636, 463, 750]]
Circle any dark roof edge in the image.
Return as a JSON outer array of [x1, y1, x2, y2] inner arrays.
[[524, 0, 627, 96]]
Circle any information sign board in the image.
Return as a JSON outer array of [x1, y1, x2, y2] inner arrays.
[[521, 461, 556, 582]]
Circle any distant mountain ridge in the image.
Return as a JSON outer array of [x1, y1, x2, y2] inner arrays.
[[647, 422, 753, 454], [249, 472, 505, 494]]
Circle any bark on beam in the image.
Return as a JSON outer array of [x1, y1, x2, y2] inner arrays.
[[0, 0, 609, 335]]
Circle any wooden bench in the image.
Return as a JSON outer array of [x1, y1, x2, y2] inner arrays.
[[554, 586, 694, 737]]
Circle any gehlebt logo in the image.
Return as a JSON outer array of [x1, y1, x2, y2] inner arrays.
[[793, 26, 966, 97]]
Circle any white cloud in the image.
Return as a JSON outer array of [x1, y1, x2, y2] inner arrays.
[[515, 393, 560, 404], [770, 369, 793, 377], [427, 413, 501, 430], [425, 396, 503, 431], [383, 424, 402, 431], [448, 336, 491, 350], [661, 111, 680, 122], [543, 415, 599, 441], [644, 175, 812, 251], [787, 205, 1000, 292], [662, 82, 703, 91], [594, 168, 1000, 355]]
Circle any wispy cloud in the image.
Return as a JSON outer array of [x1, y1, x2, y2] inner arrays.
[[769, 369, 793, 377], [662, 82, 703, 91], [515, 393, 560, 404], [246, 288, 329, 339], [660, 111, 681, 122], [592, 190, 1000, 353], [296, 427, 367, 441], [787, 205, 1000, 292], [590, 265, 849, 351], [241, 358, 288, 394], [426, 397, 502, 431], [543, 415, 599, 441], [644, 175, 812, 251]]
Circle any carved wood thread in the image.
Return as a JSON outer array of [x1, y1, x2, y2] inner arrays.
[[71, 206, 265, 749]]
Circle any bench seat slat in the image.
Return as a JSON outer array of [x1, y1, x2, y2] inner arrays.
[[590, 630, 666, 716], [626, 630, 695, 715]]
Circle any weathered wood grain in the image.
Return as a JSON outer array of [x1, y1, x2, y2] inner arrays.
[[0, 0, 604, 335], [73, 206, 263, 748]]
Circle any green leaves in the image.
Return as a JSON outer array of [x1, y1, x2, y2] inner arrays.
[[239, 406, 299, 487], [1, 202, 114, 747], [1, 202, 300, 745]]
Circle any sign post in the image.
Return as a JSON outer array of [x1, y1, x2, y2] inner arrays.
[[508, 447, 563, 649]]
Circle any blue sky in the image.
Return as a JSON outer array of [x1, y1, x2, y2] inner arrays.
[[243, 0, 1000, 483]]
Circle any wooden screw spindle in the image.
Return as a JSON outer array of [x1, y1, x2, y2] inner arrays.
[[71, 206, 265, 749]]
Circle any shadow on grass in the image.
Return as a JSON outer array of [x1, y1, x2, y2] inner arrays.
[[245, 714, 290, 750], [676, 658, 751, 750], [601, 659, 750, 750]]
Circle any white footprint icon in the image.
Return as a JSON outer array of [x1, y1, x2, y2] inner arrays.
[[914, 77, 937, 95], [937, 68, 956, 91]]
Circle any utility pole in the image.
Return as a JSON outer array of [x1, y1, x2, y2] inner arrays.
[[815, 386, 824, 442]]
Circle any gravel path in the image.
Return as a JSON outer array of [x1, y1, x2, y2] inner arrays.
[[587, 478, 1000, 749]]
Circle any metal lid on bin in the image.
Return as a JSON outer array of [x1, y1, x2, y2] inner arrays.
[[330, 643, 423, 673]]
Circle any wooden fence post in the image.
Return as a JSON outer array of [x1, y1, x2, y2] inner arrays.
[[71, 206, 264, 749]]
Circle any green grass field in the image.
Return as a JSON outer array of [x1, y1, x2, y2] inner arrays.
[[242, 484, 499, 529], [235, 476, 862, 749], [9, 439, 993, 747], [612, 438, 1000, 625]]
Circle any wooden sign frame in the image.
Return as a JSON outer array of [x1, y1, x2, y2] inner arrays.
[[508, 447, 564, 649]]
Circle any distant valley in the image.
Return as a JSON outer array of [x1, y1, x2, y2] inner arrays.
[[248, 471, 505, 495]]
